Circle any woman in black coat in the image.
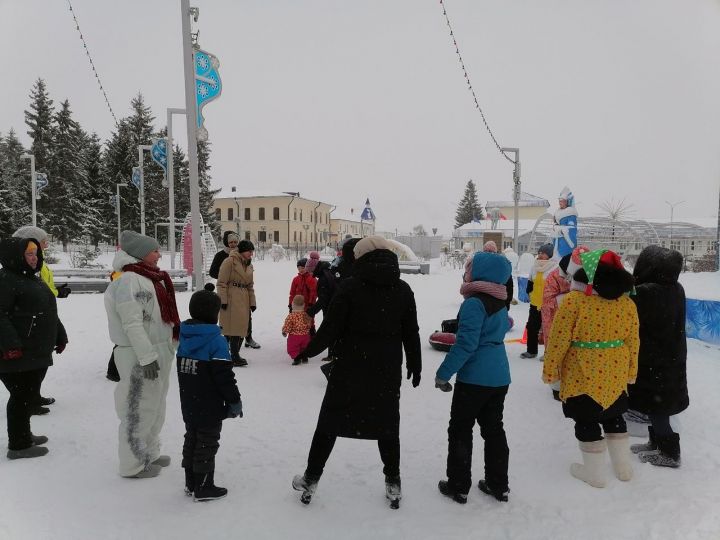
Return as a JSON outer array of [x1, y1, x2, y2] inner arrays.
[[0, 237, 67, 459], [292, 237, 422, 508], [628, 245, 688, 468]]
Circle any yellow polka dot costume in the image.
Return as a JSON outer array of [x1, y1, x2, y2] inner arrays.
[[542, 249, 639, 409]]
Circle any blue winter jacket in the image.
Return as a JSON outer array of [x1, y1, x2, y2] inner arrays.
[[436, 252, 512, 387], [177, 320, 240, 426]]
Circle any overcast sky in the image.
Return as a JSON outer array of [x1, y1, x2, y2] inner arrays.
[[2, 0, 719, 235]]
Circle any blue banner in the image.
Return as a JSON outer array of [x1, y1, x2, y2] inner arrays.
[[194, 48, 222, 139], [151, 138, 168, 173], [131, 167, 141, 189]]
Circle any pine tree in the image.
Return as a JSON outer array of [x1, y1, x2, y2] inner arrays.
[[79, 132, 108, 246], [197, 139, 220, 236], [44, 99, 88, 250], [24, 78, 55, 173], [454, 179, 483, 228], [0, 130, 29, 236], [103, 117, 137, 232]]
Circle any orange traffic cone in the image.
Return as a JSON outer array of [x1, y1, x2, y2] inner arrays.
[[520, 327, 528, 344]]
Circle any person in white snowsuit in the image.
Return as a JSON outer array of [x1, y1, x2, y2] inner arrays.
[[104, 231, 180, 478]]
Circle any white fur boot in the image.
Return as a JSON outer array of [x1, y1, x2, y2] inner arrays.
[[570, 439, 607, 488], [606, 432, 633, 481]]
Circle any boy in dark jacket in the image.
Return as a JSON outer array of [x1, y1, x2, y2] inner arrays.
[[177, 283, 243, 502]]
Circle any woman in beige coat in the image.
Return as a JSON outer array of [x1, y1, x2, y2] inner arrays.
[[217, 240, 256, 367]]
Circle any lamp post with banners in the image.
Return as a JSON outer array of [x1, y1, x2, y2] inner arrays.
[[20, 153, 49, 227], [166, 108, 186, 269], [114, 183, 129, 247], [500, 147, 521, 253]]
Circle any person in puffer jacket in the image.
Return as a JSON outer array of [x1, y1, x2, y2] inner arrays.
[[177, 283, 242, 502], [543, 249, 639, 489], [104, 231, 180, 479], [435, 251, 512, 504]]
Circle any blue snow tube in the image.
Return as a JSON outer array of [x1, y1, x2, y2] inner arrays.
[[517, 276, 530, 303], [686, 298, 720, 346]]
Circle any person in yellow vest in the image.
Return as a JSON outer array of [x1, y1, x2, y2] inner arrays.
[[10, 226, 70, 411], [543, 249, 639, 488], [520, 243, 555, 359], [11, 226, 70, 299]]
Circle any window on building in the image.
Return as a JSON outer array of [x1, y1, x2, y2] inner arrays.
[[245, 231, 251, 240], [273, 207, 280, 220], [691, 241, 695, 251], [274, 231, 279, 242], [300, 210, 303, 221], [314, 211, 318, 224], [215, 208, 222, 221], [244, 208, 250, 221], [227, 208, 234, 221], [259, 208, 265, 220], [294, 209, 297, 221], [293, 231, 297, 242], [258, 231, 266, 242]]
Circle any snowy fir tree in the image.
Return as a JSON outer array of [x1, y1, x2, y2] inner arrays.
[[197, 138, 220, 237], [79, 132, 109, 246], [24, 78, 55, 174], [103, 117, 137, 232], [454, 179, 483, 228], [0, 130, 30, 236], [44, 100, 89, 250]]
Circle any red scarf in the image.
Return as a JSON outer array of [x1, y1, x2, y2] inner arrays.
[[122, 262, 181, 340]]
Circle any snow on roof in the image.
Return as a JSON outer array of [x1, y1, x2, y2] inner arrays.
[[485, 192, 550, 208], [213, 187, 326, 202], [453, 218, 537, 237]]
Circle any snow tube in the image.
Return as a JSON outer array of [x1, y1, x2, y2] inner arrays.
[[429, 332, 455, 352], [429, 316, 515, 351]]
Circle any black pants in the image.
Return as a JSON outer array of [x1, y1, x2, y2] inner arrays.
[[246, 312, 254, 340], [525, 305, 541, 354], [0, 369, 43, 450], [564, 393, 628, 442], [305, 430, 400, 480], [33, 366, 48, 404], [446, 382, 509, 494], [182, 422, 223, 474], [225, 336, 243, 361], [649, 414, 674, 437]]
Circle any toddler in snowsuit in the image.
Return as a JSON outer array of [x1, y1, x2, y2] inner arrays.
[[283, 295, 313, 365], [543, 249, 639, 488], [177, 283, 243, 502]]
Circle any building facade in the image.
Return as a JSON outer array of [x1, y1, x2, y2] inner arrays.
[[213, 189, 333, 248]]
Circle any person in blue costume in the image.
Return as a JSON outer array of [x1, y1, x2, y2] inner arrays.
[[435, 251, 512, 504], [553, 186, 578, 258]]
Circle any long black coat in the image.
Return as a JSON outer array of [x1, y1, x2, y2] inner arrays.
[[303, 248, 422, 440], [0, 238, 67, 374], [628, 246, 689, 415]]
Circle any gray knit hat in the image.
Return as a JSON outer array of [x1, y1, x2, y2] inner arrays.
[[12, 226, 49, 243], [120, 230, 160, 260]]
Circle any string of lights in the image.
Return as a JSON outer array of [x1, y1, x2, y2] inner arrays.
[[66, 0, 119, 127], [438, 0, 514, 164]]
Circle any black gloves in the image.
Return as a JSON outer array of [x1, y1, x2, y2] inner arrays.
[[251, 305, 256, 312], [407, 369, 421, 388], [54, 342, 67, 354], [57, 285, 72, 298], [141, 361, 160, 380], [221, 304, 228, 310], [227, 399, 243, 418], [435, 377, 453, 392], [288, 304, 292, 313]]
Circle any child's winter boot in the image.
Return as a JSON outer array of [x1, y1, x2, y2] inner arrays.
[[631, 426, 657, 455], [570, 439, 607, 488], [478, 479, 510, 502], [385, 475, 401, 509], [292, 473, 319, 504], [184, 468, 194, 496], [193, 471, 228, 501], [640, 433, 681, 468], [606, 432, 633, 481], [437, 480, 467, 504]]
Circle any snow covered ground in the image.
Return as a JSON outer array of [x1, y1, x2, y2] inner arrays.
[[2, 255, 719, 540]]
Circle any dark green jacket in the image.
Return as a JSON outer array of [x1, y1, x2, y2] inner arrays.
[[0, 237, 67, 374]]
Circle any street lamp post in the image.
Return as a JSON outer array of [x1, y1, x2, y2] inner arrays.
[[116, 183, 128, 247], [665, 199, 685, 246], [166, 107, 186, 269], [20, 154, 37, 226], [500, 147, 521, 253], [138, 144, 153, 235]]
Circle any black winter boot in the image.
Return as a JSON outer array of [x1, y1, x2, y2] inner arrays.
[[184, 468, 194, 496], [244, 336, 261, 349], [292, 473, 320, 505], [640, 433, 681, 468], [478, 479, 510, 502], [229, 337, 248, 367], [385, 475, 401, 509], [193, 471, 228, 501], [631, 426, 657, 454], [438, 480, 467, 504]]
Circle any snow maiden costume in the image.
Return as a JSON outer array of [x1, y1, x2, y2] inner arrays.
[[543, 249, 638, 488], [552, 186, 578, 258], [105, 231, 179, 478]]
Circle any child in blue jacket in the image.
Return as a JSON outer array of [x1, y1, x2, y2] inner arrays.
[[436, 251, 512, 504], [177, 284, 242, 502]]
